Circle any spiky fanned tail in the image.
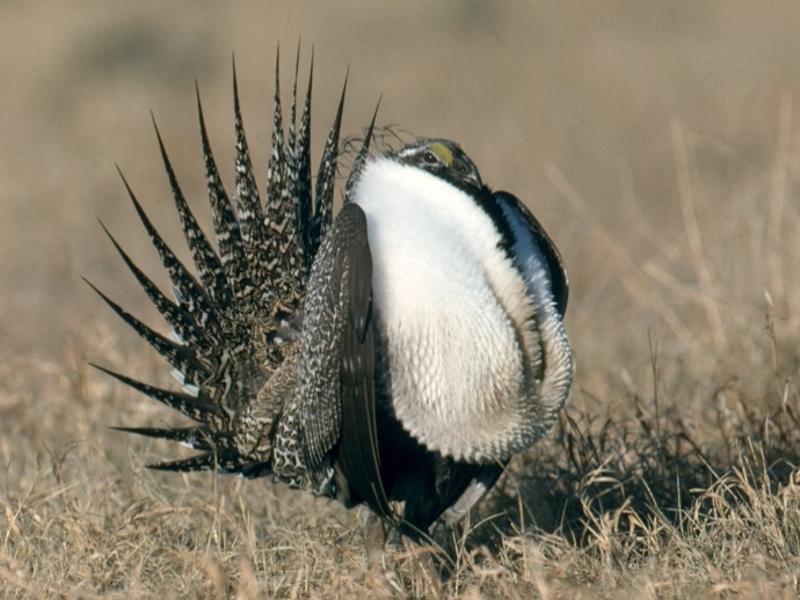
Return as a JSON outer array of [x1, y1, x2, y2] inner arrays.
[[89, 52, 371, 476]]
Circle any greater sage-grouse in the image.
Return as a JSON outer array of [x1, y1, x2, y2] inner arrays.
[[90, 53, 573, 543]]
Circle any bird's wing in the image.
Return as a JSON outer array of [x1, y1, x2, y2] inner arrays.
[[492, 191, 569, 318], [297, 203, 392, 518]]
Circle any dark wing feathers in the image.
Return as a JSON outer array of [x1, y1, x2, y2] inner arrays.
[[336, 204, 392, 519], [294, 204, 390, 516], [493, 191, 569, 317]]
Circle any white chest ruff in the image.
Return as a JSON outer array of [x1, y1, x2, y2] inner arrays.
[[353, 159, 570, 462]]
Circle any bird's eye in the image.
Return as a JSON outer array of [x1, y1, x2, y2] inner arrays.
[[423, 151, 437, 164], [455, 162, 467, 174]]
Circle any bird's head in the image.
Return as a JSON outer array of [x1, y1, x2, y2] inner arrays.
[[393, 138, 483, 192]]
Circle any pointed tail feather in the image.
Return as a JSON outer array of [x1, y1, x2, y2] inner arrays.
[[231, 59, 278, 308], [117, 167, 219, 332], [266, 50, 287, 216], [265, 50, 306, 305], [152, 115, 233, 308], [309, 70, 348, 262], [344, 97, 381, 203], [97, 221, 213, 357], [195, 84, 253, 301], [147, 450, 254, 473], [91, 363, 219, 423], [85, 279, 208, 387], [111, 425, 212, 451], [287, 42, 301, 152], [146, 453, 216, 472], [291, 49, 314, 268]]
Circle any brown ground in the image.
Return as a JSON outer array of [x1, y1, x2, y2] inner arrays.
[[2, 2, 800, 597]]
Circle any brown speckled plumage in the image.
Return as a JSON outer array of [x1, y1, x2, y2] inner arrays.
[[90, 51, 572, 542]]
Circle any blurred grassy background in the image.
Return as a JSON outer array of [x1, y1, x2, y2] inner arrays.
[[2, 2, 800, 596], [2, 1, 799, 359]]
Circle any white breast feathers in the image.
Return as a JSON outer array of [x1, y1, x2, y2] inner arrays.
[[352, 158, 570, 462]]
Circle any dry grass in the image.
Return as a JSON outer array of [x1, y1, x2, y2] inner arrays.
[[3, 2, 800, 598]]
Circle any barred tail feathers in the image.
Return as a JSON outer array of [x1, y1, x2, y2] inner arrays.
[[97, 54, 354, 478]]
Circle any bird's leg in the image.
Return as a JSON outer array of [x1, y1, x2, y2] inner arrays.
[[359, 507, 387, 567]]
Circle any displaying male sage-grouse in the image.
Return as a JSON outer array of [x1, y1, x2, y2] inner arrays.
[[89, 53, 573, 545]]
